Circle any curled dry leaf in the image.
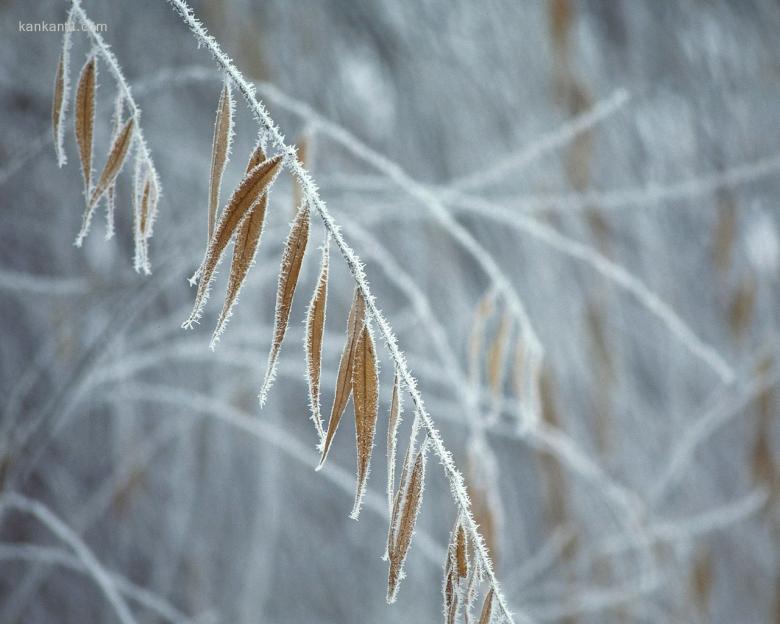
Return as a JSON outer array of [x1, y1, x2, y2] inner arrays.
[[208, 80, 235, 241], [350, 322, 379, 519], [258, 201, 311, 404], [74, 55, 96, 196], [210, 142, 270, 347], [75, 117, 135, 246], [478, 588, 495, 624], [52, 50, 67, 167], [387, 437, 429, 603], [305, 234, 330, 444], [318, 288, 366, 468], [182, 153, 284, 329]]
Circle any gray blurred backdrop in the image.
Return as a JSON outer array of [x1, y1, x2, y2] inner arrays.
[[1, 1, 779, 622]]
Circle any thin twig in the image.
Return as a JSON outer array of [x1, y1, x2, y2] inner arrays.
[[162, 1, 524, 620]]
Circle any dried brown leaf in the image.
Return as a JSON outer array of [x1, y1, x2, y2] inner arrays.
[[387, 438, 428, 603], [350, 322, 379, 519], [210, 143, 271, 346], [207, 80, 234, 241], [182, 153, 284, 329], [258, 201, 311, 403], [455, 521, 469, 579], [138, 177, 152, 238], [318, 288, 366, 468], [478, 588, 494, 624], [306, 235, 330, 443], [443, 561, 458, 624], [89, 117, 135, 208], [134, 165, 160, 275], [74, 117, 134, 246], [74, 55, 96, 196], [52, 51, 67, 167]]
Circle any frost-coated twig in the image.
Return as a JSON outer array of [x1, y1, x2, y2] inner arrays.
[[594, 488, 768, 559], [650, 349, 779, 503], [69, 0, 155, 181], [0, 493, 136, 624], [0, 544, 191, 623], [163, 1, 523, 620], [253, 80, 544, 432], [445, 88, 630, 193], [493, 152, 780, 214], [447, 198, 735, 383], [114, 382, 446, 567], [0, 269, 89, 296]]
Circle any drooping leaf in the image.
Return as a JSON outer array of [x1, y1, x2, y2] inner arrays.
[[305, 234, 330, 444], [387, 437, 429, 603], [75, 117, 135, 246], [318, 288, 365, 468], [182, 153, 284, 329], [74, 55, 96, 196], [350, 322, 379, 519], [210, 142, 271, 346], [258, 201, 311, 404], [207, 80, 235, 241], [478, 588, 494, 624]]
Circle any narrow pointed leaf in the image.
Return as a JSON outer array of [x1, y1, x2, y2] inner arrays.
[[444, 562, 458, 624], [478, 588, 494, 624], [74, 55, 96, 196], [387, 438, 429, 603], [134, 165, 159, 275], [350, 322, 379, 519], [75, 117, 134, 246], [182, 154, 284, 329], [210, 143, 271, 346], [318, 288, 365, 468], [458, 524, 469, 579], [258, 201, 311, 404], [306, 235, 330, 444], [207, 80, 234, 241]]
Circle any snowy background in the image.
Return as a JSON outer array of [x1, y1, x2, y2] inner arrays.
[[1, 0, 779, 622]]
